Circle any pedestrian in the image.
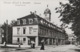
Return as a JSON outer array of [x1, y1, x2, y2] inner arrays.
[[3, 41, 6, 46], [40, 40, 45, 50], [18, 42, 21, 48], [31, 41, 35, 48], [33, 41, 35, 48]]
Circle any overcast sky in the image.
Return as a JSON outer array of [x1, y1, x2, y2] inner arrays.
[[0, 0, 73, 34]]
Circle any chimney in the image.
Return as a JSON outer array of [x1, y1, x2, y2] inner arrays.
[[34, 11, 37, 15], [30, 11, 33, 14]]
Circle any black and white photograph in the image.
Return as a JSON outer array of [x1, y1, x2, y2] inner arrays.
[[0, 0, 80, 52]]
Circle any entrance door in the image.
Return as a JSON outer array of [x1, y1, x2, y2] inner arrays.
[[28, 37, 35, 45]]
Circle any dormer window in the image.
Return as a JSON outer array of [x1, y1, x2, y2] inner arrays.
[[48, 24, 50, 27], [45, 22, 48, 25], [53, 26, 54, 28], [51, 25, 53, 28], [22, 19, 26, 25], [40, 20, 43, 24], [43, 21, 45, 24], [29, 18, 33, 24], [34, 18, 38, 23], [17, 20, 20, 25]]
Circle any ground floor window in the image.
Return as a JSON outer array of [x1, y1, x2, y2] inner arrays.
[[23, 38, 26, 41], [17, 38, 20, 42]]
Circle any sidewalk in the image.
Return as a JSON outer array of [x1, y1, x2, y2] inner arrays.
[[7, 44, 31, 48], [0, 44, 71, 48], [0, 44, 78, 52], [0, 44, 31, 48], [0, 44, 41, 49]]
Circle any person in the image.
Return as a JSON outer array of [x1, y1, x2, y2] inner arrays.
[[19, 43, 21, 48], [31, 41, 35, 48], [33, 41, 35, 48], [40, 40, 45, 50], [3, 41, 6, 46]]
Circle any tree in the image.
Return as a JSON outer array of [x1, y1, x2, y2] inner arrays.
[[55, 0, 80, 38], [1, 22, 12, 44]]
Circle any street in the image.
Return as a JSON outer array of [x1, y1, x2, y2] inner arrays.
[[0, 45, 80, 52]]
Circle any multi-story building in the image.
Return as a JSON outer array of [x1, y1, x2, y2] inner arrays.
[[12, 6, 68, 46]]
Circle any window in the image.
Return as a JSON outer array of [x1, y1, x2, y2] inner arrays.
[[29, 27, 33, 34], [48, 24, 50, 27], [43, 21, 45, 24], [23, 38, 26, 41], [17, 20, 20, 25], [40, 20, 43, 24], [22, 19, 26, 25], [17, 28, 20, 34], [29, 18, 33, 24], [17, 38, 20, 42], [23, 27, 26, 34], [34, 18, 38, 22]]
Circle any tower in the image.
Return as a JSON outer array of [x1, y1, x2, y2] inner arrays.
[[44, 5, 51, 22]]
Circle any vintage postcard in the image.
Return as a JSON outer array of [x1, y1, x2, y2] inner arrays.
[[0, 0, 78, 52]]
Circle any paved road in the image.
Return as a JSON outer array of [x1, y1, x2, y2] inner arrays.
[[0, 45, 79, 52]]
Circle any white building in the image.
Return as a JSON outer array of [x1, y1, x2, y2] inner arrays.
[[13, 25, 38, 46], [12, 7, 68, 46]]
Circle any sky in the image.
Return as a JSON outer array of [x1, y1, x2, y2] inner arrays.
[[0, 0, 73, 34]]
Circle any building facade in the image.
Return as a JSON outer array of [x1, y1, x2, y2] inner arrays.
[[12, 12, 68, 46]]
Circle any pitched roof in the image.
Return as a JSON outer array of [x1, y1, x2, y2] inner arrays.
[[17, 13, 65, 33]]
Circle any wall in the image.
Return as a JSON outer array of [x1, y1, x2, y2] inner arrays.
[[12, 25, 38, 44]]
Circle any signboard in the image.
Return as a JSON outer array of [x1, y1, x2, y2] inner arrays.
[[28, 25, 38, 36]]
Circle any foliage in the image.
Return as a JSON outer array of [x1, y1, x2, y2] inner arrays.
[[1, 22, 12, 43], [56, 0, 80, 37]]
